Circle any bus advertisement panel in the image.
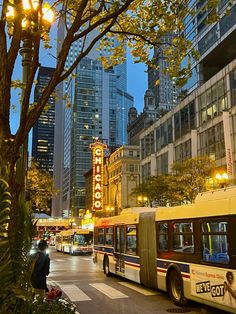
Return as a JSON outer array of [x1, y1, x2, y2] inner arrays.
[[190, 266, 236, 308]]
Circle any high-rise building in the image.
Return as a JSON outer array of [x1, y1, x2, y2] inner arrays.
[[127, 90, 159, 146], [138, 0, 236, 182], [148, 34, 179, 113], [182, 0, 236, 95], [32, 66, 55, 174], [52, 21, 133, 217]]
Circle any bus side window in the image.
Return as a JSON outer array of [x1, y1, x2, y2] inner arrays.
[[97, 228, 105, 245], [172, 222, 194, 253], [158, 223, 168, 251], [105, 227, 113, 246], [126, 225, 137, 255], [201, 221, 229, 264]]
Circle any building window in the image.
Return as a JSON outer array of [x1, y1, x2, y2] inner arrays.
[[199, 79, 227, 125], [156, 153, 168, 175], [198, 25, 218, 56], [141, 162, 151, 181], [220, 4, 236, 37], [175, 140, 191, 162], [199, 122, 225, 159], [230, 70, 236, 107]]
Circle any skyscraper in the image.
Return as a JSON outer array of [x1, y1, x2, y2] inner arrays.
[[52, 21, 133, 217], [148, 34, 179, 113], [32, 66, 55, 174], [182, 0, 236, 95]]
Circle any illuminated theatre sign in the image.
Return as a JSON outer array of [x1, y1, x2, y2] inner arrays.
[[90, 141, 107, 211]]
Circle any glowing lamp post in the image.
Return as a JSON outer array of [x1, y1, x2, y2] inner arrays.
[[6, 1, 54, 196], [137, 195, 148, 207], [106, 206, 114, 217], [215, 172, 229, 188]]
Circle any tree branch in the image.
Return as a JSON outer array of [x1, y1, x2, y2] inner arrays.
[[23, 0, 134, 138], [73, 0, 134, 42], [59, 17, 117, 82]]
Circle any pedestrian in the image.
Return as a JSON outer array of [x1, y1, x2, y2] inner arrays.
[[31, 239, 50, 297]]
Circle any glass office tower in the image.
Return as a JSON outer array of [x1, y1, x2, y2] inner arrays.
[[182, 0, 236, 94], [32, 66, 55, 174], [52, 21, 133, 217]]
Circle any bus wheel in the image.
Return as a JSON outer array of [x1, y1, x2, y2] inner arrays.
[[168, 269, 187, 306], [104, 256, 111, 277]]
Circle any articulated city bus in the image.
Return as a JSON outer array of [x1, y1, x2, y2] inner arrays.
[[55, 228, 93, 255], [93, 187, 236, 313]]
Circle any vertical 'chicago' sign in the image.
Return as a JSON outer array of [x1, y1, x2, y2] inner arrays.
[[90, 141, 107, 211]]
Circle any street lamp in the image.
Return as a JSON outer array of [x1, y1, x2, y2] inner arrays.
[[215, 172, 229, 188], [137, 195, 148, 207], [106, 206, 114, 217], [69, 218, 76, 229], [6, 1, 54, 197]]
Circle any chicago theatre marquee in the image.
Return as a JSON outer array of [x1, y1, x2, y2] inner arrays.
[[90, 141, 107, 212]]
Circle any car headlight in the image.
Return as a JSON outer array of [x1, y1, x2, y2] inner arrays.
[[30, 248, 36, 255]]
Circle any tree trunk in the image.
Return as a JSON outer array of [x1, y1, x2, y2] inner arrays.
[[0, 139, 23, 281]]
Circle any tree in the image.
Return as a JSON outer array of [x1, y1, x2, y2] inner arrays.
[[171, 156, 214, 203], [0, 0, 203, 256], [132, 175, 169, 206], [27, 161, 54, 213], [132, 157, 214, 206]]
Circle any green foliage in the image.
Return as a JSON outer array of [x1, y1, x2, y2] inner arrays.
[[132, 157, 214, 206], [0, 179, 14, 303], [0, 180, 77, 312], [171, 156, 214, 202], [0, 180, 34, 313], [27, 161, 54, 213], [30, 297, 77, 314]]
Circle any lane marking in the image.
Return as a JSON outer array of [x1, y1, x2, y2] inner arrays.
[[118, 282, 158, 296], [90, 283, 129, 299], [54, 259, 65, 262], [81, 258, 92, 261], [47, 279, 57, 286]]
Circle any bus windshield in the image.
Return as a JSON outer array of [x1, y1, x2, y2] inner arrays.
[[74, 233, 92, 245]]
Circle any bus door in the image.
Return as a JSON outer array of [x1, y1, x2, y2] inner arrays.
[[115, 225, 125, 274]]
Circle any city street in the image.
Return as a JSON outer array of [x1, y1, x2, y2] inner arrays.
[[47, 248, 227, 314]]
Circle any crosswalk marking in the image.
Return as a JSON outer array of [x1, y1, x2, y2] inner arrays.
[[47, 279, 57, 286], [57, 284, 91, 302], [81, 257, 92, 261], [90, 283, 129, 299], [118, 282, 158, 296], [48, 279, 156, 304], [54, 259, 65, 262]]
